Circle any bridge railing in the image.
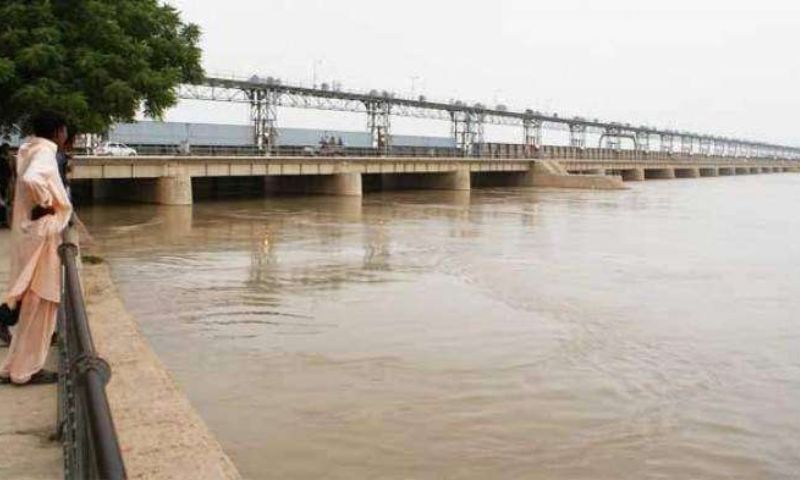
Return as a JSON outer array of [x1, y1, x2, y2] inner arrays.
[[94, 144, 796, 162], [57, 233, 127, 480]]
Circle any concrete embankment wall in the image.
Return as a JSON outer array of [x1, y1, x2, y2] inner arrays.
[[82, 261, 241, 479]]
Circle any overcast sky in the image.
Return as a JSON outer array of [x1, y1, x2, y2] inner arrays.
[[164, 0, 800, 146]]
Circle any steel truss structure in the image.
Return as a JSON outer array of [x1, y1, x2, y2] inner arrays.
[[636, 131, 650, 152], [178, 76, 800, 158], [366, 100, 391, 154], [660, 133, 674, 153], [568, 123, 587, 149], [522, 118, 542, 153], [451, 111, 485, 155], [248, 89, 278, 153]]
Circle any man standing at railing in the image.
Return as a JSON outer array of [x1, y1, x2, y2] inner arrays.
[[0, 112, 73, 385]]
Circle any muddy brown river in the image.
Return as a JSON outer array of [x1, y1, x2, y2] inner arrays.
[[76, 174, 800, 479]]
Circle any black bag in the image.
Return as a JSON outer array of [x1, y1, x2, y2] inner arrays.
[[0, 303, 20, 327], [31, 204, 55, 221]]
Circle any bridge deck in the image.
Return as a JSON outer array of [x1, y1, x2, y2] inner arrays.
[[72, 155, 798, 180], [72, 156, 532, 179]]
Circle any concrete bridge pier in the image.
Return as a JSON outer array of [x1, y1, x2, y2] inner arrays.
[[699, 167, 718, 177], [311, 173, 363, 196], [154, 174, 194, 205], [675, 167, 700, 179], [621, 168, 645, 182], [645, 168, 676, 180]]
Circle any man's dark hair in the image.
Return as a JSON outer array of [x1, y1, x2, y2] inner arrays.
[[29, 111, 67, 140]]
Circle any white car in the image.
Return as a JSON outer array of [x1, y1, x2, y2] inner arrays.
[[95, 142, 137, 156]]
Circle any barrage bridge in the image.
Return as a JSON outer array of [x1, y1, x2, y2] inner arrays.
[[71, 75, 800, 205]]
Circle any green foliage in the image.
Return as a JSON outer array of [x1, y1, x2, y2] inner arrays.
[[0, 0, 203, 135]]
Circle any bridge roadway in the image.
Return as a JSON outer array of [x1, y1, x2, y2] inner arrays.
[[72, 152, 800, 205]]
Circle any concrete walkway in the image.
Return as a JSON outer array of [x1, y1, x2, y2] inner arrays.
[[0, 230, 63, 479], [0, 229, 239, 478]]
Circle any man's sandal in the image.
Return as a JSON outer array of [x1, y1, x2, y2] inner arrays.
[[0, 369, 58, 386], [26, 370, 58, 385]]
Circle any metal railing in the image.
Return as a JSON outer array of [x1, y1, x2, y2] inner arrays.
[[57, 238, 126, 480], [89, 143, 799, 162]]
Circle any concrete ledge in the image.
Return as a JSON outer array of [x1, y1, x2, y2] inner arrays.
[[82, 262, 241, 480]]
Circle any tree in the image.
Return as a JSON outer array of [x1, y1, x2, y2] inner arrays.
[[0, 0, 203, 136]]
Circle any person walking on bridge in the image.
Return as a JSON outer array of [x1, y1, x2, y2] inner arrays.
[[0, 112, 73, 385]]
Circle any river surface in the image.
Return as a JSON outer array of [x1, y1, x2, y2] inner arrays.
[[78, 175, 800, 479]]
